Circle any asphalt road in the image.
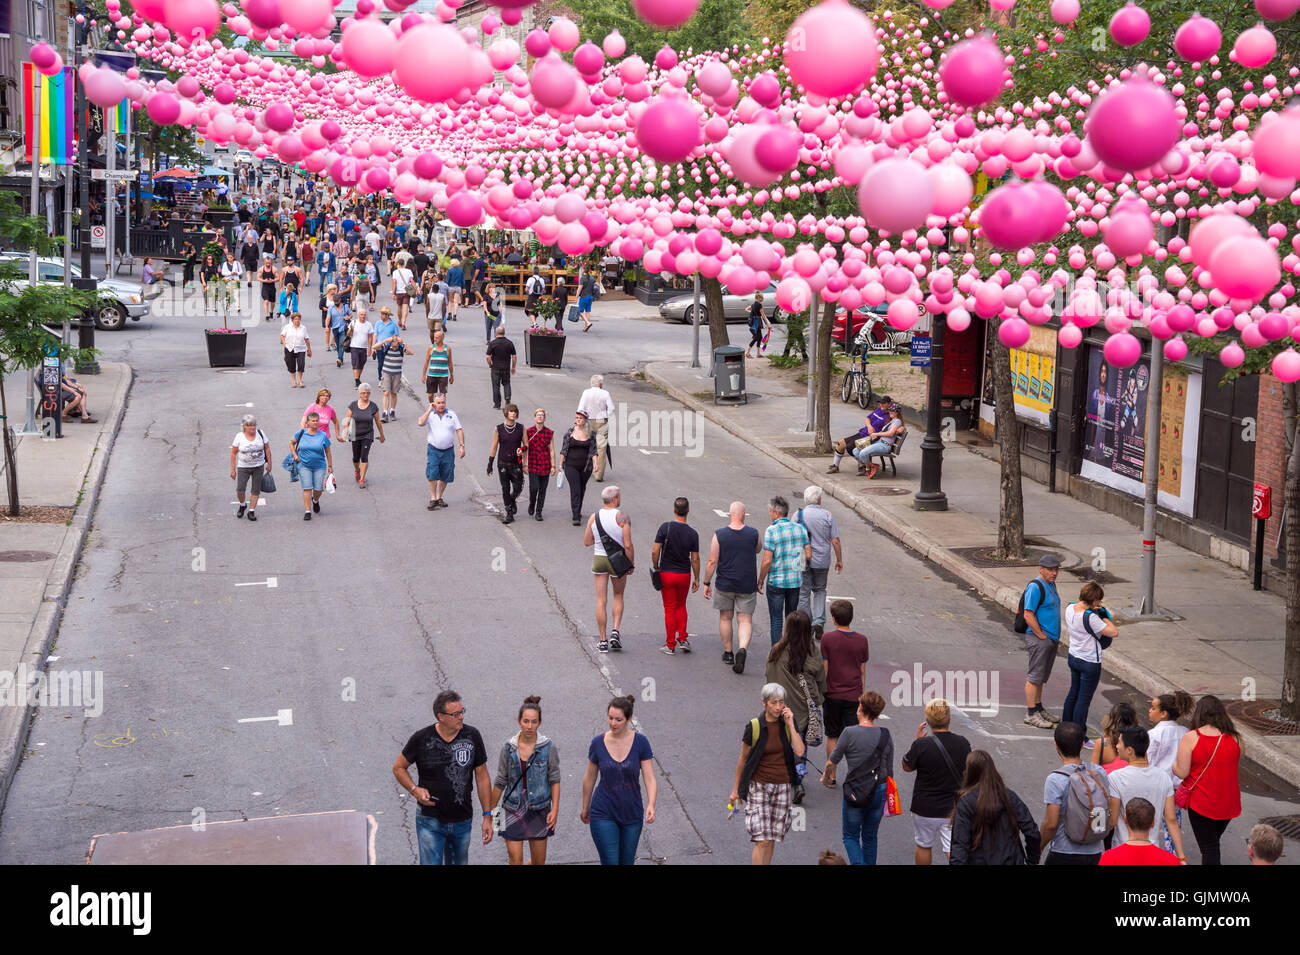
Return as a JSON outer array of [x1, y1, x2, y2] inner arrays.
[[1, 278, 1295, 865]]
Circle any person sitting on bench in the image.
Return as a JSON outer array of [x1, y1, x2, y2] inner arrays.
[[852, 404, 905, 479]]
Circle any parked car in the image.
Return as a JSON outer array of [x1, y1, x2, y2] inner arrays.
[[658, 282, 787, 324], [832, 303, 917, 354], [1, 254, 149, 331]]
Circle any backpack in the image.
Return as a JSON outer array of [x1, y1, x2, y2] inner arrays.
[[1052, 764, 1108, 845], [1013, 579, 1045, 634]]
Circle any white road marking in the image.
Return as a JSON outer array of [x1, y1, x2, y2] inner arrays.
[[225, 402, 254, 408], [218, 370, 249, 374], [827, 595, 856, 601], [637, 448, 669, 455], [949, 704, 1050, 738], [238, 709, 293, 726], [713, 509, 729, 517], [235, 577, 278, 588]]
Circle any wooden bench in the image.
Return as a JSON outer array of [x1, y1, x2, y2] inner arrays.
[[864, 430, 908, 477]]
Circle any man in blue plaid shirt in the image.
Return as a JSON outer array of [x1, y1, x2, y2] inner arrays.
[[758, 496, 811, 645]]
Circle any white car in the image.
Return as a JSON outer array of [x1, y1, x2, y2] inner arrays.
[[658, 281, 787, 324], [1, 254, 149, 330]]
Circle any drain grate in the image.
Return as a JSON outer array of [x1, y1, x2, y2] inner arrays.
[[1226, 700, 1300, 736], [0, 550, 55, 562], [1259, 815, 1300, 841], [861, 486, 911, 496]]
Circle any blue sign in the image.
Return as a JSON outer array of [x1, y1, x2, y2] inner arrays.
[[910, 333, 932, 367]]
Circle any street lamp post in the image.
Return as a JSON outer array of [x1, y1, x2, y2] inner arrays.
[[912, 307, 948, 510], [73, 10, 99, 374]]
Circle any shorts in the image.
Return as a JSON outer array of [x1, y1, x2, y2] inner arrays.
[[823, 698, 860, 740], [1025, 634, 1059, 685], [351, 437, 373, 464], [381, 371, 402, 394], [284, 349, 306, 373], [425, 376, 449, 396], [235, 465, 265, 495], [350, 347, 369, 371], [261, 284, 277, 303], [712, 589, 757, 614], [299, 465, 327, 491], [591, 554, 629, 578], [425, 444, 455, 483], [743, 782, 793, 843], [396, 293, 409, 306], [579, 295, 594, 313], [912, 814, 953, 852]]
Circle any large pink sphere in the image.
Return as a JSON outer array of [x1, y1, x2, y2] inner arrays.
[[1173, 14, 1221, 62], [998, 317, 1032, 349], [394, 25, 471, 103], [785, 0, 880, 99], [1272, 349, 1300, 382], [242, 0, 281, 30], [1104, 332, 1143, 367], [858, 158, 933, 234], [1104, 208, 1153, 257], [341, 18, 397, 78], [146, 92, 181, 125], [83, 67, 128, 108], [1189, 214, 1256, 268], [281, 0, 331, 33], [1086, 80, 1180, 172], [631, 0, 699, 29], [264, 102, 295, 132], [1255, 0, 1300, 19], [530, 55, 576, 109], [164, 0, 220, 39], [1209, 236, 1281, 300], [940, 36, 1005, 108], [637, 98, 701, 164], [1050, 0, 1079, 22], [1233, 24, 1276, 68], [929, 163, 973, 216], [1109, 3, 1150, 47], [1219, 342, 1246, 368], [1253, 110, 1300, 179], [697, 61, 732, 98], [446, 192, 483, 228]]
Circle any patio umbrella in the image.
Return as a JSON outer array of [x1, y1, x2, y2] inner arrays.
[[154, 168, 196, 179]]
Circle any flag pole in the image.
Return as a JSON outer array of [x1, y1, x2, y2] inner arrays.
[[123, 105, 132, 269], [18, 63, 44, 436]]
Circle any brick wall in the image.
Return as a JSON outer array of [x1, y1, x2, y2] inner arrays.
[[1254, 372, 1286, 560]]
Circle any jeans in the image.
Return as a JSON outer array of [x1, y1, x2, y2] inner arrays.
[[318, 269, 335, 294], [852, 442, 891, 462], [841, 784, 886, 865], [485, 315, 502, 343], [1062, 656, 1102, 731], [766, 585, 801, 644], [498, 464, 522, 516], [590, 818, 642, 865], [1187, 809, 1231, 866], [490, 367, 511, 407], [659, 571, 692, 648], [331, 327, 347, 362], [415, 815, 472, 865], [798, 566, 830, 629], [528, 473, 548, 516]]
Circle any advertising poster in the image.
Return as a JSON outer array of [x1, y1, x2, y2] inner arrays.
[[978, 324, 1056, 428], [1158, 366, 1190, 497]]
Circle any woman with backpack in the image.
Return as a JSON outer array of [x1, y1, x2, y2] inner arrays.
[[826, 689, 893, 865], [950, 750, 1042, 865], [1172, 695, 1242, 865], [489, 695, 561, 866], [1061, 581, 1119, 735], [764, 610, 827, 805]]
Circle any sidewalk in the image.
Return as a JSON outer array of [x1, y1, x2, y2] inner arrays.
[[646, 357, 1300, 789], [0, 362, 133, 810]]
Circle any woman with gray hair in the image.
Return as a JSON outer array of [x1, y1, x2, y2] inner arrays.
[[230, 414, 272, 521], [730, 682, 805, 865]]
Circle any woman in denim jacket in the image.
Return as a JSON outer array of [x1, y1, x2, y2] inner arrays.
[[490, 696, 561, 865]]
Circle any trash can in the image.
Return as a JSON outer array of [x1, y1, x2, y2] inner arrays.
[[714, 345, 747, 405]]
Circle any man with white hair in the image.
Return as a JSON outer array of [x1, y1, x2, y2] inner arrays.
[[577, 374, 616, 482], [584, 485, 635, 654], [796, 485, 843, 639]]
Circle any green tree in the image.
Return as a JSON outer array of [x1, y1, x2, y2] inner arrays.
[[552, 0, 757, 61], [0, 193, 98, 516]]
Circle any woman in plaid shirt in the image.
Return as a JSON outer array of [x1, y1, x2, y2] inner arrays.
[[523, 409, 556, 522]]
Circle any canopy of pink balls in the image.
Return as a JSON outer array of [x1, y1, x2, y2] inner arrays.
[[52, 0, 1300, 380]]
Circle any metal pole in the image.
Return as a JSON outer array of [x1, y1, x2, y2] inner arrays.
[[73, 16, 99, 374], [805, 304, 815, 432], [17, 58, 43, 436], [123, 111, 132, 265], [1134, 337, 1165, 614], [914, 311, 949, 510], [106, 124, 115, 277], [690, 272, 701, 369]]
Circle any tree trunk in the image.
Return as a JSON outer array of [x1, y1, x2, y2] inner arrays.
[[989, 316, 1025, 559], [1283, 380, 1300, 721], [814, 298, 834, 452], [1, 377, 17, 517], [703, 275, 728, 353]]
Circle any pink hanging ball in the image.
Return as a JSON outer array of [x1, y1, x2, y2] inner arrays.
[[146, 92, 181, 125], [638, 98, 701, 165], [1252, 110, 1300, 180], [1164, 337, 1189, 361], [1050, 0, 1079, 23], [1086, 79, 1180, 172], [1104, 332, 1143, 367], [1255, 0, 1300, 20], [1104, 208, 1153, 257], [320, 119, 342, 141], [858, 158, 933, 235], [1209, 235, 1281, 300], [602, 31, 626, 59], [785, 0, 880, 99], [524, 28, 551, 59], [1189, 214, 1256, 268], [999, 317, 1032, 349], [1109, 3, 1151, 47], [242, 0, 282, 30], [632, 0, 699, 30], [1233, 24, 1276, 68], [1219, 342, 1246, 368], [446, 192, 483, 227], [697, 61, 732, 98], [940, 36, 1005, 108], [1058, 324, 1083, 348], [1272, 349, 1300, 382], [413, 152, 443, 179], [341, 18, 397, 78], [29, 42, 58, 69], [1174, 14, 1221, 62], [395, 25, 471, 103]]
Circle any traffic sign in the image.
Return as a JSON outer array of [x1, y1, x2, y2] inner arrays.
[[1253, 483, 1271, 520], [90, 226, 106, 249], [910, 333, 932, 367], [104, 170, 137, 180]]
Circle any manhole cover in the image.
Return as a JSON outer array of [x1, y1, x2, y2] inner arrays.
[[0, 550, 55, 562], [1258, 815, 1300, 841], [1226, 699, 1300, 736], [951, 545, 1068, 569], [862, 486, 910, 496]]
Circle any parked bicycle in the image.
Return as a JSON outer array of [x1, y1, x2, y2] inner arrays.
[[840, 330, 874, 409]]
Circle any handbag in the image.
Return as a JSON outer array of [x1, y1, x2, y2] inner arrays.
[[566, 305, 580, 323], [1174, 733, 1223, 810], [259, 470, 277, 494], [843, 731, 887, 806], [650, 566, 663, 591], [593, 511, 634, 578], [796, 673, 825, 747], [884, 776, 903, 816], [854, 436, 872, 451]]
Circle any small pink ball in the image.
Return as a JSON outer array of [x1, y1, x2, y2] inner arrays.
[[1219, 342, 1246, 367], [1109, 3, 1150, 47], [1174, 14, 1221, 62]]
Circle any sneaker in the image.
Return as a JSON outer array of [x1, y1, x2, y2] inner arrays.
[[527, 504, 534, 515], [535, 512, 543, 521], [312, 500, 320, 514], [246, 509, 257, 521], [237, 504, 247, 519], [434, 499, 448, 509], [502, 514, 514, 525], [571, 518, 580, 526], [354, 467, 361, 482], [389, 409, 396, 420], [380, 411, 389, 422], [428, 500, 437, 511], [609, 630, 622, 651], [358, 479, 366, 489], [733, 647, 747, 674], [825, 464, 839, 474], [1023, 711, 1055, 729], [304, 512, 312, 521], [793, 782, 806, 805], [597, 639, 610, 653], [1039, 708, 1062, 724], [678, 637, 692, 653], [722, 651, 735, 665], [659, 645, 676, 655]]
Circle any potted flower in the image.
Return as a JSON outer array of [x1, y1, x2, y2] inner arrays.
[[205, 275, 246, 368], [526, 298, 567, 368]]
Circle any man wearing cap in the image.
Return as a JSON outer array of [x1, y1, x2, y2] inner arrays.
[[1023, 555, 1063, 729], [827, 396, 892, 474]]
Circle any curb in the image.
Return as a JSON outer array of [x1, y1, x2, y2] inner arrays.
[[0, 363, 134, 816], [645, 363, 1300, 791]]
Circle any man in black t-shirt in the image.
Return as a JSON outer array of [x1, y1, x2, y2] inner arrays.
[[652, 496, 700, 654], [900, 699, 972, 866], [484, 326, 517, 409], [393, 689, 492, 865], [412, 245, 431, 283]]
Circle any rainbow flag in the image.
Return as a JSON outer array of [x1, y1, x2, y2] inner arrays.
[[104, 97, 130, 137], [22, 63, 75, 165]]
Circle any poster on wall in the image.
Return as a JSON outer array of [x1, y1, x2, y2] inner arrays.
[[1158, 366, 1190, 497], [978, 324, 1056, 427]]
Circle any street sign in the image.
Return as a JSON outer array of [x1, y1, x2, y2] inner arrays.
[[910, 333, 932, 367], [90, 225, 106, 249], [1253, 483, 1272, 520], [104, 170, 137, 180]]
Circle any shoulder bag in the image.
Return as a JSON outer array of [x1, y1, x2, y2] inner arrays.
[[843, 730, 887, 806], [256, 431, 277, 493], [797, 672, 825, 747], [928, 733, 962, 788], [594, 512, 634, 578], [1174, 733, 1223, 810]]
